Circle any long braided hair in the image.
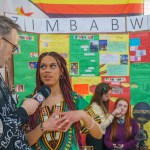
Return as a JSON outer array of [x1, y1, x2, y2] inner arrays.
[[29, 52, 81, 144]]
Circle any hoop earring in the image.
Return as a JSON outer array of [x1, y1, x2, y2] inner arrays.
[[60, 75, 63, 79]]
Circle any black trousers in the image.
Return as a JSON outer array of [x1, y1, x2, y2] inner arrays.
[[86, 134, 106, 150]]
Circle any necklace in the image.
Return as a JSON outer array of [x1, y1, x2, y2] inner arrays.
[[49, 94, 62, 101], [42, 94, 63, 108], [50, 97, 54, 100]]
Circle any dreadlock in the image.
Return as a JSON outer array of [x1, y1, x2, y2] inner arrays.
[[29, 51, 81, 144]]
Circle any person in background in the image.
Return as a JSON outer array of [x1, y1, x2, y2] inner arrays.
[[29, 62, 35, 69], [25, 52, 102, 150], [86, 82, 121, 150], [0, 15, 40, 150], [104, 97, 139, 150]]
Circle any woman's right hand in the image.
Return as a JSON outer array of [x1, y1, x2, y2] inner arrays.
[[43, 113, 67, 132], [112, 107, 121, 117]]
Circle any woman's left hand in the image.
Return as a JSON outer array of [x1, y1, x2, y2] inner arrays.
[[57, 110, 84, 131]]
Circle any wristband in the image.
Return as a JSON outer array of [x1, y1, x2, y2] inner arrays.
[[40, 122, 44, 132], [87, 118, 95, 130]]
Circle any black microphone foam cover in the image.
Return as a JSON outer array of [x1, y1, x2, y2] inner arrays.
[[33, 85, 51, 103]]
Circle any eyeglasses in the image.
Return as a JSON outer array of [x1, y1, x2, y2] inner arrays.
[[2, 37, 18, 53]]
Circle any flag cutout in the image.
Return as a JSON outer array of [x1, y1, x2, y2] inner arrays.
[[29, 0, 144, 17]]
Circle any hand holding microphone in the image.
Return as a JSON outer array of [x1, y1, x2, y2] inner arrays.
[[21, 85, 51, 115]]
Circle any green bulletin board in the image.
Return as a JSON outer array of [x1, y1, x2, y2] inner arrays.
[[14, 33, 38, 106], [70, 34, 99, 76], [130, 63, 150, 105]]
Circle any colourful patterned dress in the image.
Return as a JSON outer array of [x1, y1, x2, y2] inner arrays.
[[30, 92, 88, 150]]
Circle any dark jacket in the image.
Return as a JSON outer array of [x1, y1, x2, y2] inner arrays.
[[0, 74, 31, 150]]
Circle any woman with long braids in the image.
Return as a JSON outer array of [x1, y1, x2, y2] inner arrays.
[[25, 52, 102, 150], [86, 82, 121, 150], [104, 97, 139, 150]]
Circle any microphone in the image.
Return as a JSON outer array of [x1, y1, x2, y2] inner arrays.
[[33, 85, 51, 103]]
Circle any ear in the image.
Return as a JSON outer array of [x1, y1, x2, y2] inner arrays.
[[60, 67, 64, 74], [60, 69, 64, 79], [60, 72, 63, 77]]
